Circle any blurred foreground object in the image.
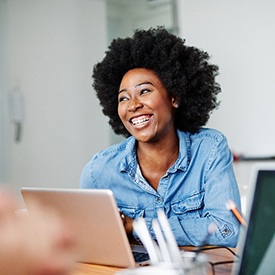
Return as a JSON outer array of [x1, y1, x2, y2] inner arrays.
[[0, 188, 76, 275]]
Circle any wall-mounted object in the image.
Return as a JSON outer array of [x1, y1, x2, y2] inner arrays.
[[10, 87, 24, 142]]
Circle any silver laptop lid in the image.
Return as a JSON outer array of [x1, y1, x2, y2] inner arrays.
[[21, 188, 136, 267]]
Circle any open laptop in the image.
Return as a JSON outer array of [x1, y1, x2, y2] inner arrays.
[[20, 188, 149, 267], [233, 164, 275, 275]]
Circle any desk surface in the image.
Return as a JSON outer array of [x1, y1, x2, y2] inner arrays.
[[70, 246, 237, 275]]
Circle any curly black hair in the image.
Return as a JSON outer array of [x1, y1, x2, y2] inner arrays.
[[93, 27, 221, 137]]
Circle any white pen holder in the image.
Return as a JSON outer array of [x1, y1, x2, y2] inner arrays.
[[116, 251, 208, 275]]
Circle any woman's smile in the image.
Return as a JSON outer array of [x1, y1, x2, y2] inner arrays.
[[130, 114, 152, 126]]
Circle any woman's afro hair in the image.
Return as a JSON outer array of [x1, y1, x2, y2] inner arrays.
[[92, 27, 221, 137]]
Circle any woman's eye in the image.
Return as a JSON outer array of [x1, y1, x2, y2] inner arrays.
[[140, 89, 151, 95], [118, 96, 128, 102]]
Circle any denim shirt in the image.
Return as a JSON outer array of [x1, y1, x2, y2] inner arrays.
[[80, 128, 241, 247]]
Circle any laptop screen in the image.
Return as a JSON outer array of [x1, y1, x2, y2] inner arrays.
[[238, 169, 275, 275]]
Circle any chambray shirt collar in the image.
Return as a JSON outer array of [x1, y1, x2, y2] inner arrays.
[[118, 129, 190, 173]]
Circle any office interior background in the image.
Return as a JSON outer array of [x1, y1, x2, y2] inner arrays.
[[1, 0, 275, 211]]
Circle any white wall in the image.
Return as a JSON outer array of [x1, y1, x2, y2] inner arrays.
[[177, 0, 275, 212], [0, 0, 8, 181], [177, 0, 275, 157], [2, 0, 109, 191]]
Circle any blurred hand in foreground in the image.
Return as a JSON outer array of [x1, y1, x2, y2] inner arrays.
[[0, 188, 76, 275]]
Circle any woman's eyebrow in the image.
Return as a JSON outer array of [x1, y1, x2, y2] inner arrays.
[[135, 81, 154, 88], [118, 89, 126, 94], [119, 81, 154, 94]]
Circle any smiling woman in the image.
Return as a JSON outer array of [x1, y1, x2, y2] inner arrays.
[[80, 27, 241, 248]]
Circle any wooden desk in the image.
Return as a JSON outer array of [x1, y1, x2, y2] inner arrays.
[[70, 246, 237, 275]]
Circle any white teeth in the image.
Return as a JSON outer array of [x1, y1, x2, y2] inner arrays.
[[131, 117, 150, 125]]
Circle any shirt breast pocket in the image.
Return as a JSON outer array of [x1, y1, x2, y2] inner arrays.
[[171, 190, 205, 218]]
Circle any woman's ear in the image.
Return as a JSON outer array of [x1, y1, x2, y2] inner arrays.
[[172, 97, 179, 108]]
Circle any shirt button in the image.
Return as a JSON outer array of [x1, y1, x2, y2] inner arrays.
[[156, 197, 162, 203]]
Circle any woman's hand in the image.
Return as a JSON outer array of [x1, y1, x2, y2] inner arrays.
[[119, 211, 134, 237]]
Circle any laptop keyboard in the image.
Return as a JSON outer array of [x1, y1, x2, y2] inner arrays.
[[132, 251, 150, 263]]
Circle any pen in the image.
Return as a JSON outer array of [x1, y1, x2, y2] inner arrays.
[[133, 217, 161, 264], [226, 200, 247, 226], [152, 219, 172, 262], [157, 210, 182, 263]]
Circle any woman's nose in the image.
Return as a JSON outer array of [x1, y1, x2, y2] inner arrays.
[[127, 97, 143, 112]]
